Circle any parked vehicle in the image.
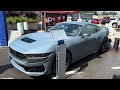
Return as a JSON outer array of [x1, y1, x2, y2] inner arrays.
[[9, 21, 109, 76], [82, 17, 88, 22], [91, 18, 100, 24], [109, 18, 120, 28], [71, 17, 78, 21], [101, 17, 111, 24]]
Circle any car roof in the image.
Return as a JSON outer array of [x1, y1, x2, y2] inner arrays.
[[60, 21, 92, 26]]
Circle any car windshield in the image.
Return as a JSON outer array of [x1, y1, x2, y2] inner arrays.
[[48, 23, 82, 36]]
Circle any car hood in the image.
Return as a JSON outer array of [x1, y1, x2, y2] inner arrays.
[[9, 31, 74, 54]]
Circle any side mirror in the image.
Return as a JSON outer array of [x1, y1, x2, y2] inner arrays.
[[82, 33, 90, 38]]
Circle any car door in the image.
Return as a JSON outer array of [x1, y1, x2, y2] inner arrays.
[[75, 24, 100, 59], [87, 25, 101, 52]]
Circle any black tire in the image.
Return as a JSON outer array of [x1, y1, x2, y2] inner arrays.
[[112, 23, 117, 28], [99, 38, 108, 53], [52, 51, 71, 74], [10, 56, 12, 59]]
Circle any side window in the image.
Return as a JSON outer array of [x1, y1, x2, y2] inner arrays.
[[94, 25, 100, 32], [80, 25, 94, 35], [80, 25, 99, 36]]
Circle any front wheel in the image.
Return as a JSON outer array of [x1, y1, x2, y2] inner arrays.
[[99, 38, 108, 53]]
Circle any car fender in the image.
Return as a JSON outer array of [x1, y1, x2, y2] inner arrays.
[[98, 28, 109, 46]]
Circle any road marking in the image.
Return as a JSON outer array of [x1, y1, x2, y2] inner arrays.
[[112, 66, 120, 70], [0, 78, 14, 79]]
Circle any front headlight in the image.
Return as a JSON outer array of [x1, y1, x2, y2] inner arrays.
[[24, 53, 52, 63], [25, 53, 52, 60]]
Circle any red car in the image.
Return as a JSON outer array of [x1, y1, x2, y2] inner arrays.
[[91, 19, 100, 24]]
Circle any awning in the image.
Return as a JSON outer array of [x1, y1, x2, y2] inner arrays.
[[41, 11, 80, 14]]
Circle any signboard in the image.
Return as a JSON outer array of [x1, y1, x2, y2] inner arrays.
[[50, 29, 67, 79], [46, 14, 66, 26], [56, 44, 66, 79], [50, 29, 67, 42], [42, 11, 80, 31], [0, 11, 8, 46], [43, 13, 67, 30]]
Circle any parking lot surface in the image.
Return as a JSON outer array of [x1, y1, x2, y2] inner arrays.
[[68, 51, 120, 79], [1, 45, 120, 79]]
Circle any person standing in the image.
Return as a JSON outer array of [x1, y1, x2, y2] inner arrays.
[[112, 27, 120, 52], [113, 38, 119, 51]]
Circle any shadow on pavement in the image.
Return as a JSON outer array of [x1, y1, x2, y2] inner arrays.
[[31, 74, 55, 79], [0, 64, 13, 74], [68, 52, 103, 71]]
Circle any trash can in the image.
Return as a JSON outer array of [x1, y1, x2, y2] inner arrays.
[[23, 22, 29, 30], [17, 22, 24, 35]]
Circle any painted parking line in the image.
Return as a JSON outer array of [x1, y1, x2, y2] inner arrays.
[[52, 68, 80, 79], [0, 78, 14, 79], [112, 66, 120, 70]]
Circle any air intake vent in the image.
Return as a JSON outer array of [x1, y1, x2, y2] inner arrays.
[[21, 37, 36, 43]]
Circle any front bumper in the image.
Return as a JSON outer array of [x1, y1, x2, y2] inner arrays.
[[10, 59, 47, 76], [9, 52, 55, 76]]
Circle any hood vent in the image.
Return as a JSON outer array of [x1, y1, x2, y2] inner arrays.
[[21, 37, 36, 43]]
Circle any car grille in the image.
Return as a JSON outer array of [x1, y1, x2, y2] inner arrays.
[[17, 63, 45, 72], [9, 48, 26, 60]]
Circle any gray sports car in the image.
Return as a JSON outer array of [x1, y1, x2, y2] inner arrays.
[[9, 21, 109, 76]]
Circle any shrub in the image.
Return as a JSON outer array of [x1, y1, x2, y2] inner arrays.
[[6, 17, 16, 24], [6, 16, 40, 24], [14, 16, 28, 22], [27, 18, 36, 23]]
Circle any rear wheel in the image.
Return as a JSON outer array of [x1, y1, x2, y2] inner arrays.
[[52, 51, 71, 74], [10, 56, 12, 59]]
